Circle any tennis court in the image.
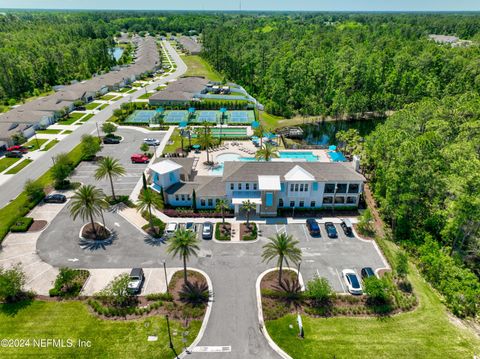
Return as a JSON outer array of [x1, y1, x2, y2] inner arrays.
[[226, 110, 255, 124], [164, 110, 188, 124], [210, 127, 247, 138], [192, 111, 219, 124], [126, 110, 158, 124]]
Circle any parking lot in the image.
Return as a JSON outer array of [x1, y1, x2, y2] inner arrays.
[[70, 128, 165, 196], [259, 221, 388, 293]]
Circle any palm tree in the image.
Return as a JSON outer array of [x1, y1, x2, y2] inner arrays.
[[69, 185, 107, 239], [167, 228, 200, 284], [216, 198, 230, 224], [253, 124, 265, 147], [196, 125, 214, 164], [94, 156, 126, 201], [241, 200, 256, 226], [262, 233, 302, 285], [255, 143, 279, 162], [135, 188, 163, 235]]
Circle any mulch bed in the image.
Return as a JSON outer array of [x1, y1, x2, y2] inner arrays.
[[27, 220, 47, 232], [81, 223, 111, 240], [240, 222, 257, 241], [261, 270, 298, 291], [217, 223, 231, 240]]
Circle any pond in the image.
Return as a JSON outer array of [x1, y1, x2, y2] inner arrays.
[[300, 118, 385, 146], [111, 47, 124, 62]]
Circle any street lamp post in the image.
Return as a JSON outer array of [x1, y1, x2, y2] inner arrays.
[[332, 184, 338, 216], [95, 122, 101, 141], [165, 315, 179, 359], [163, 261, 169, 294]]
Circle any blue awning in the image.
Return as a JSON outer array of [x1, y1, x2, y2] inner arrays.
[[251, 121, 260, 128], [179, 121, 188, 128], [329, 145, 337, 151], [220, 107, 227, 113], [156, 107, 164, 113], [188, 107, 196, 113], [192, 144, 201, 149]]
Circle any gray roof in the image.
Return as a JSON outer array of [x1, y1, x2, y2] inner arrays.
[[155, 157, 194, 177], [149, 77, 208, 102], [165, 176, 225, 197], [222, 161, 365, 182], [0, 122, 32, 141], [0, 109, 55, 124], [178, 36, 202, 54], [165, 181, 198, 195]]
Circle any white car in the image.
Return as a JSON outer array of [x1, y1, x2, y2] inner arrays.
[[342, 269, 363, 295], [144, 138, 160, 146], [165, 222, 178, 237]]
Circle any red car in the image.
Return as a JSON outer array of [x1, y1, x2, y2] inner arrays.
[[7, 145, 28, 153], [131, 154, 150, 164]]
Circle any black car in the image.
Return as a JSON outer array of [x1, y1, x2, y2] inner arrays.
[[202, 222, 213, 240], [306, 218, 321, 237], [127, 268, 145, 294], [44, 194, 67, 203], [340, 219, 353, 237], [5, 150, 23, 158], [103, 136, 120, 144], [324, 222, 338, 238], [361, 267, 376, 279]]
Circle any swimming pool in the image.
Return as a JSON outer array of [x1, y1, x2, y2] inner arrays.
[[278, 151, 319, 162], [209, 153, 242, 175]]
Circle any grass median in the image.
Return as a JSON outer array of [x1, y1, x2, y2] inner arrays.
[[5, 159, 33, 174]]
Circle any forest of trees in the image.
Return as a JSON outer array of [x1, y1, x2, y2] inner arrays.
[[202, 14, 480, 117], [364, 93, 480, 316]]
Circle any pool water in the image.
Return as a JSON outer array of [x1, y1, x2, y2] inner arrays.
[[278, 151, 319, 162], [209, 153, 242, 175], [328, 151, 347, 162]]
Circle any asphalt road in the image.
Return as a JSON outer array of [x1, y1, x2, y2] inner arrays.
[[0, 41, 186, 209], [37, 210, 386, 359], [69, 128, 165, 196]]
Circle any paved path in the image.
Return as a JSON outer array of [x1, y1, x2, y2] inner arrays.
[[0, 41, 186, 209]]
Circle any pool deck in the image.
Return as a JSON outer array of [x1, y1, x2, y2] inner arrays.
[[188, 141, 331, 176]]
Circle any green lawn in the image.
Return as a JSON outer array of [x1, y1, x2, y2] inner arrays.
[[35, 129, 62, 134], [98, 104, 109, 111], [58, 113, 84, 125], [80, 114, 95, 123], [61, 130, 73, 135], [163, 129, 200, 154], [137, 92, 154, 100], [118, 87, 132, 93], [259, 111, 284, 128], [0, 157, 20, 173], [112, 96, 123, 101], [132, 82, 143, 87], [127, 89, 137, 94], [85, 102, 102, 110], [100, 94, 116, 101], [5, 159, 33, 174], [41, 140, 59, 152], [266, 239, 480, 359], [24, 138, 48, 151], [0, 300, 200, 358], [183, 55, 222, 82]]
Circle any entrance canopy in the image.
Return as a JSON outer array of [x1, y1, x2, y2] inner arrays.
[[258, 175, 281, 191], [232, 190, 262, 205]]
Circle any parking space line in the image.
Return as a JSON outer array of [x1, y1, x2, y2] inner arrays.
[[143, 268, 153, 294], [302, 224, 310, 242], [335, 268, 347, 293]]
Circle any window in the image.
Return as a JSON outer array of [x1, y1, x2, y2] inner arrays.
[[299, 201, 304, 207], [334, 196, 345, 204], [187, 195, 191, 201], [294, 184, 299, 192], [290, 184, 294, 191], [175, 195, 179, 201], [346, 196, 356, 204], [300, 184, 304, 192], [312, 182, 318, 191], [238, 183, 242, 190], [215, 199, 219, 205], [290, 201, 295, 207], [323, 196, 333, 204], [304, 184, 309, 192], [201, 199, 206, 206], [208, 199, 213, 206], [246, 183, 250, 190], [266, 192, 273, 206], [348, 184, 360, 193], [310, 201, 316, 207], [324, 184, 335, 193], [280, 183, 285, 192], [181, 195, 185, 201], [253, 183, 257, 190], [169, 172, 176, 183], [337, 184, 347, 193], [230, 183, 234, 190], [279, 198, 284, 207]]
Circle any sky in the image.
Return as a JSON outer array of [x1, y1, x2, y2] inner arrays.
[[0, 0, 479, 11]]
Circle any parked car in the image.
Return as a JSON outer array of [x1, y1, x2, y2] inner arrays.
[[361, 267, 376, 279], [6, 145, 28, 153], [202, 222, 213, 240], [184, 222, 196, 232], [127, 268, 145, 294], [130, 154, 150, 163], [5, 150, 23, 158], [103, 136, 120, 144], [144, 138, 160, 146], [44, 194, 67, 204], [340, 219, 353, 237], [324, 222, 338, 238], [306, 218, 321, 237], [342, 269, 363, 295], [165, 222, 178, 237]]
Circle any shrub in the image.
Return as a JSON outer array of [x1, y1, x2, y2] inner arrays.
[[145, 292, 173, 301], [49, 268, 89, 298], [179, 281, 210, 306], [0, 264, 26, 302], [81, 135, 101, 160], [305, 276, 333, 306], [51, 153, 74, 188], [364, 276, 390, 305], [357, 208, 375, 236], [10, 217, 33, 232], [242, 222, 257, 241], [395, 251, 409, 278], [101, 122, 117, 136], [97, 273, 136, 308], [24, 180, 44, 202], [215, 222, 231, 241]]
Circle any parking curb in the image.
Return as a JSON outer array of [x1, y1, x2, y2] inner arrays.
[[255, 267, 305, 359]]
